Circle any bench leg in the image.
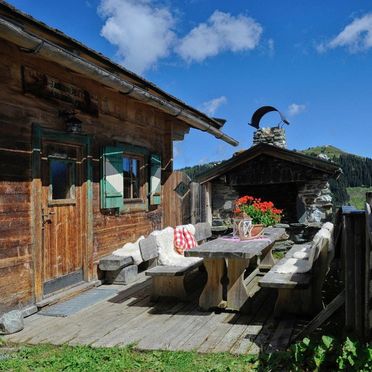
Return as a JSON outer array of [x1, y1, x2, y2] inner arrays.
[[259, 243, 275, 270], [151, 276, 188, 301], [275, 288, 321, 317], [199, 258, 225, 311], [226, 258, 250, 311], [274, 289, 294, 317]]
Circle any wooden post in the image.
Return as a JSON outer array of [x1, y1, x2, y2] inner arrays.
[[190, 182, 200, 224], [293, 291, 345, 341], [365, 193, 372, 340], [342, 210, 366, 338], [31, 124, 43, 301], [205, 182, 213, 225], [366, 192, 372, 208]]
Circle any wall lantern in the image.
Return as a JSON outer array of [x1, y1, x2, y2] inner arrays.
[[59, 110, 82, 134]]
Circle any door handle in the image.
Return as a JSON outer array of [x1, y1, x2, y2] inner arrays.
[[42, 209, 55, 224]]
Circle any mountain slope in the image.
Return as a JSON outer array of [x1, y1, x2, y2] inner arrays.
[[300, 145, 347, 159]]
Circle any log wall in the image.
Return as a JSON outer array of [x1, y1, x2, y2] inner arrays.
[[209, 154, 333, 225], [0, 36, 178, 309]]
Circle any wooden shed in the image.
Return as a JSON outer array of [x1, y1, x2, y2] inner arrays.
[[197, 133, 341, 227], [0, 3, 238, 312]]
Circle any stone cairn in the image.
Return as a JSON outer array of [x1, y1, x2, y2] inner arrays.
[[253, 127, 287, 149]]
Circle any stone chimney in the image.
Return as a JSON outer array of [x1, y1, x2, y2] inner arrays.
[[253, 127, 287, 148]]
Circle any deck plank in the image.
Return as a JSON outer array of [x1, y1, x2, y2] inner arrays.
[[197, 312, 238, 353], [230, 290, 276, 354], [92, 300, 188, 347], [31, 280, 151, 345], [9, 276, 151, 345], [4, 272, 297, 353], [180, 311, 227, 351], [161, 309, 215, 351], [266, 318, 296, 353], [136, 302, 198, 350], [67, 296, 152, 346]]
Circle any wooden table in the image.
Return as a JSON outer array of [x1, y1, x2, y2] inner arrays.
[[184, 227, 286, 311]]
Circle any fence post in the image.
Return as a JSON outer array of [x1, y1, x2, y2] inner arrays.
[[365, 193, 372, 339], [342, 209, 366, 338]]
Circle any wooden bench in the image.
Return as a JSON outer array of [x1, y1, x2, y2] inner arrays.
[[259, 223, 334, 317], [144, 261, 203, 300], [142, 223, 212, 301], [98, 255, 138, 285]]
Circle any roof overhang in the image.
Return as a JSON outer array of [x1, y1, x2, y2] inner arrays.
[[0, 3, 239, 147], [197, 143, 342, 184]]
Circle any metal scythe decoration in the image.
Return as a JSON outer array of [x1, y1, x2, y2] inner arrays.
[[249, 106, 290, 129]]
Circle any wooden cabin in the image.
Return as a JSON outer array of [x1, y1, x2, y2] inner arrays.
[[0, 3, 238, 313], [197, 128, 341, 227]]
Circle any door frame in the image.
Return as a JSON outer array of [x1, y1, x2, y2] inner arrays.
[[31, 123, 93, 301]]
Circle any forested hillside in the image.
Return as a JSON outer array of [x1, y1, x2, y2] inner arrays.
[[179, 145, 372, 207], [301, 146, 372, 206], [180, 162, 222, 180]]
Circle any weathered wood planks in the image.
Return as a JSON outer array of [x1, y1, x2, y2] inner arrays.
[[185, 227, 285, 311], [4, 275, 296, 354], [342, 211, 366, 338], [185, 227, 285, 259], [0, 25, 179, 308]]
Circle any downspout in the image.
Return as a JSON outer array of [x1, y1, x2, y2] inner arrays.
[[0, 17, 239, 147]]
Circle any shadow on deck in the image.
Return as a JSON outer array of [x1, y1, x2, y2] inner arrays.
[[5, 272, 297, 354]]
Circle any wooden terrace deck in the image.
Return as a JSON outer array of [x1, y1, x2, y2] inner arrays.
[[5, 272, 297, 354]]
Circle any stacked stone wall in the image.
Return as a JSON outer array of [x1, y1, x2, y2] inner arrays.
[[297, 181, 333, 224], [253, 127, 287, 148]]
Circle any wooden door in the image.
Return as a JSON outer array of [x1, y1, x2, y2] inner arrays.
[[41, 140, 86, 295], [163, 171, 191, 227]]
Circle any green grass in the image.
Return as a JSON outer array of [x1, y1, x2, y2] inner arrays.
[[300, 145, 347, 160], [1, 337, 372, 371], [0, 342, 258, 372], [347, 187, 372, 210], [273, 251, 285, 261]]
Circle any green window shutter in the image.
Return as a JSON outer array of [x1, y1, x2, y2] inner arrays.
[[101, 146, 124, 210], [149, 153, 161, 205]]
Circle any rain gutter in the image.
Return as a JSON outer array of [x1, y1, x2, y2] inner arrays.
[[0, 16, 239, 146]]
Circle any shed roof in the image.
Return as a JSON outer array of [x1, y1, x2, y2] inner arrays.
[[197, 143, 342, 184], [0, 1, 238, 146]]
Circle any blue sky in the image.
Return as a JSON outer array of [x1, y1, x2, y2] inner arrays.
[[6, 0, 372, 168]]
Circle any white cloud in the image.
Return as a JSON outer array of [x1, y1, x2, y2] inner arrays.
[[317, 13, 372, 53], [288, 103, 306, 117], [267, 38, 275, 56], [98, 0, 176, 74], [200, 96, 227, 116], [176, 11, 263, 62]]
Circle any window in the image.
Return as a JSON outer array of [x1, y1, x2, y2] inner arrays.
[[123, 156, 140, 200], [101, 145, 161, 211], [49, 159, 75, 201]]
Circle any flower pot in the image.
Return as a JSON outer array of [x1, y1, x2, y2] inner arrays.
[[237, 218, 253, 239], [250, 224, 264, 237]]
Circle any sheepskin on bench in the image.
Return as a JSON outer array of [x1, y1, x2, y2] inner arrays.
[[151, 227, 202, 267], [112, 236, 145, 266], [145, 226, 203, 300], [260, 222, 334, 317]]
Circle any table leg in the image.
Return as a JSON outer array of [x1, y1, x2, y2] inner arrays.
[[226, 258, 250, 311], [199, 258, 226, 311], [259, 243, 275, 270]]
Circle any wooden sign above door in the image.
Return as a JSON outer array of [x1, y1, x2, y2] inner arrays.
[[21, 65, 99, 117]]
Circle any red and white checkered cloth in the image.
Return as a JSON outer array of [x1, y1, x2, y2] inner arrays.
[[174, 226, 198, 254], [174, 227, 186, 255], [182, 227, 197, 250]]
